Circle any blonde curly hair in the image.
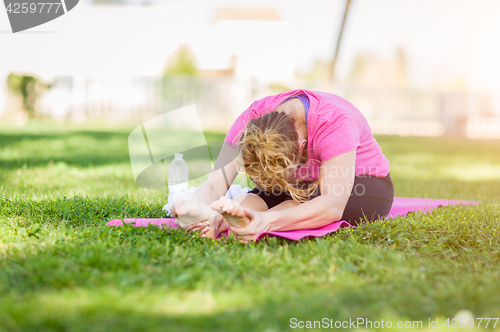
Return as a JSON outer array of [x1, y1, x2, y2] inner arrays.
[[237, 111, 320, 203]]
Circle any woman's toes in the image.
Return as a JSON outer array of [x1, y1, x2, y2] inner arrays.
[[210, 201, 220, 211], [223, 204, 232, 213], [230, 207, 240, 216], [223, 198, 235, 212], [211, 200, 225, 212], [212, 197, 223, 209]]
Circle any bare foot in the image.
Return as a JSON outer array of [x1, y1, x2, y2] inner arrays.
[[211, 196, 251, 228], [173, 199, 219, 225], [173, 199, 225, 239]]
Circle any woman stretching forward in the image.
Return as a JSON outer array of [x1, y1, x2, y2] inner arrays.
[[171, 89, 394, 241]]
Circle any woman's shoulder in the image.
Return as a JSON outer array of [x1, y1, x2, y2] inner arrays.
[[255, 89, 306, 104], [305, 91, 367, 127]]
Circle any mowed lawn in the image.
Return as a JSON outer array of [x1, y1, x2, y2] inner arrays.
[[1, 121, 500, 332]]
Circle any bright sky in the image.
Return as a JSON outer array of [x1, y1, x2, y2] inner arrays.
[[1, 0, 499, 92]]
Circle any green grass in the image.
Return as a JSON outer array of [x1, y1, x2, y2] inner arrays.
[[1, 121, 500, 331]]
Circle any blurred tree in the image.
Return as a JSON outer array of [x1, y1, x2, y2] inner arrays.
[[346, 47, 408, 88], [348, 53, 368, 83], [330, 0, 353, 83], [298, 59, 330, 82], [269, 82, 292, 94], [6, 73, 49, 118], [161, 45, 199, 111], [396, 46, 408, 87], [163, 45, 198, 78]]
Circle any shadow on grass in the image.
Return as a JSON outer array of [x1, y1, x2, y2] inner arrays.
[[0, 130, 226, 170], [0, 131, 131, 168], [1, 272, 499, 332]]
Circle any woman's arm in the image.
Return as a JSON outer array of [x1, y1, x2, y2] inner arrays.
[[188, 174, 229, 206], [190, 98, 255, 205], [228, 150, 356, 239], [191, 143, 240, 204], [171, 143, 240, 236], [266, 150, 355, 230]]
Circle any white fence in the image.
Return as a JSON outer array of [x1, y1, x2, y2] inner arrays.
[[1, 75, 500, 138]]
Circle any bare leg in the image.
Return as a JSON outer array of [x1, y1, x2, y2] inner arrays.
[[267, 200, 300, 211], [234, 193, 269, 211]]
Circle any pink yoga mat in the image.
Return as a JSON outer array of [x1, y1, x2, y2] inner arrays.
[[106, 197, 478, 241]]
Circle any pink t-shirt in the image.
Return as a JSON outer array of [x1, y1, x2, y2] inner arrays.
[[224, 89, 390, 180]]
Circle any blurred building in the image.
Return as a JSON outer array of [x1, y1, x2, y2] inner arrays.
[[192, 7, 296, 83]]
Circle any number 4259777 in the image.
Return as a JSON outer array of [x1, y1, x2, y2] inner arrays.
[[444, 318, 498, 329], [6, 3, 62, 14]]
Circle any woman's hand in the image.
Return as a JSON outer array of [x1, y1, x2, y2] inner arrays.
[[199, 214, 228, 239], [172, 199, 224, 238], [173, 216, 205, 232], [210, 196, 270, 242], [227, 209, 270, 242]]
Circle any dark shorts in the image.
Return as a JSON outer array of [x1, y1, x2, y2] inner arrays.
[[248, 174, 394, 226]]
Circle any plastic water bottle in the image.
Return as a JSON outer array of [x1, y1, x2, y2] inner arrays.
[[168, 154, 189, 204]]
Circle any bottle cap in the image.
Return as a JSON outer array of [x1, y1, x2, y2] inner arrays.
[[175, 153, 183, 158]]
